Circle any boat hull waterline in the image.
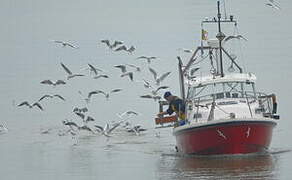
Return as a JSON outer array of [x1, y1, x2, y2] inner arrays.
[[173, 120, 277, 155]]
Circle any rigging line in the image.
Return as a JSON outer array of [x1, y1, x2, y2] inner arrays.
[[234, 24, 247, 73], [192, 54, 209, 66], [222, 0, 227, 20]]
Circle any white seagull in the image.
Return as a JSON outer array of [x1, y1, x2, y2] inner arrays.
[[60, 63, 85, 80], [52, 40, 79, 49], [148, 67, 171, 85], [137, 56, 157, 64], [93, 89, 122, 100]]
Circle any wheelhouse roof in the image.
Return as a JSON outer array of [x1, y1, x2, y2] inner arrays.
[[186, 73, 257, 87]]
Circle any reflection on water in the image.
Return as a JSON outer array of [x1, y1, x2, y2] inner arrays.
[[159, 153, 279, 180]]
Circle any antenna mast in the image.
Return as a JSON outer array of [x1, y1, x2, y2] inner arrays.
[[216, 1, 225, 77]]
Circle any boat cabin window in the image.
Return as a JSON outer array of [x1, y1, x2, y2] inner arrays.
[[188, 81, 256, 100]]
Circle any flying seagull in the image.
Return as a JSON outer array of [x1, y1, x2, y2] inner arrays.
[[18, 101, 43, 111], [121, 72, 134, 81], [148, 67, 171, 85], [38, 94, 65, 102], [52, 40, 79, 49], [94, 121, 124, 137], [117, 110, 139, 119], [114, 65, 127, 73], [93, 74, 109, 79], [126, 64, 141, 72], [101, 40, 123, 49], [115, 45, 136, 54], [140, 95, 161, 101], [96, 89, 122, 100], [60, 63, 85, 80], [224, 35, 248, 42], [151, 86, 169, 96], [73, 107, 88, 113], [40, 79, 66, 86], [266, 0, 281, 10], [137, 56, 157, 64], [177, 48, 193, 53]]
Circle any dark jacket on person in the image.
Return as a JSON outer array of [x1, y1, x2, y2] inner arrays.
[[166, 96, 186, 120]]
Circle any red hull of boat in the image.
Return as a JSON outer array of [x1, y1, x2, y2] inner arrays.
[[173, 120, 277, 155]]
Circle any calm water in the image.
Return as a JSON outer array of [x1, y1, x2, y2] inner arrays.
[[1, 0, 292, 179]]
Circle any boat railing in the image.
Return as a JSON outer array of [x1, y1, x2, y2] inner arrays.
[[186, 91, 279, 119]]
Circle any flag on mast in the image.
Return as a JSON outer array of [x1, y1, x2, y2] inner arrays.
[[201, 29, 208, 40]]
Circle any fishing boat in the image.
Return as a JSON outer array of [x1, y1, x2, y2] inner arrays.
[[155, 1, 280, 155]]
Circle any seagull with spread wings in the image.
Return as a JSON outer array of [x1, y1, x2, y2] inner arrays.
[[93, 89, 122, 100], [140, 94, 161, 101], [101, 40, 123, 49], [18, 101, 44, 111], [224, 35, 248, 42], [137, 56, 157, 64], [38, 94, 65, 102], [148, 67, 171, 85], [52, 40, 79, 49], [115, 45, 136, 54], [40, 79, 66, 86], [60, 63, 85, 80], [114, 65, 134, 81]]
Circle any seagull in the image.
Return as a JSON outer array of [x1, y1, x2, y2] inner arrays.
[[127, 46, 136, 54], [137, 56, 157, 64], [140, 79, 152, 89], [60, 63, 85, 80], [40, 80, 66, 86], [177, 48, 193, 53], [18, 101, 43, 111], [86, 64, 109, 79], [115, 45, 136, 54], [73, 107, 88, 113], [63, 120, 95, 134], [148, 67, 171, 85], [94, 121, 124, 137], [74, 112, 95, 125], [94, 89, 122, 100], [101, 40, 123, 49], [0, 125, 8, 135], [114, 65, 134, 81], [85, 90, 106, 102], [38, 94, 65, 102], [117, 110, 139, 119], [121, 72, 134, 81], [80, 64, 103, 75], [151, 86, 169, 96], [87, 63, 98, 75], [52, 40, 79, 49], [93, 74, 109, 79], [114, 65, 127, 73], [140, 95, 161, 101], [224, 35, 248, 42], [115, 45, 128, 52], [266, 0, 281, 10], [126, 64, 141, 72], [126, 125, 147, 135], [63, 120, 79, 129]]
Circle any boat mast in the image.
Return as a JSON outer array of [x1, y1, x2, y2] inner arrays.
[[216, 1, 225, 77]]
